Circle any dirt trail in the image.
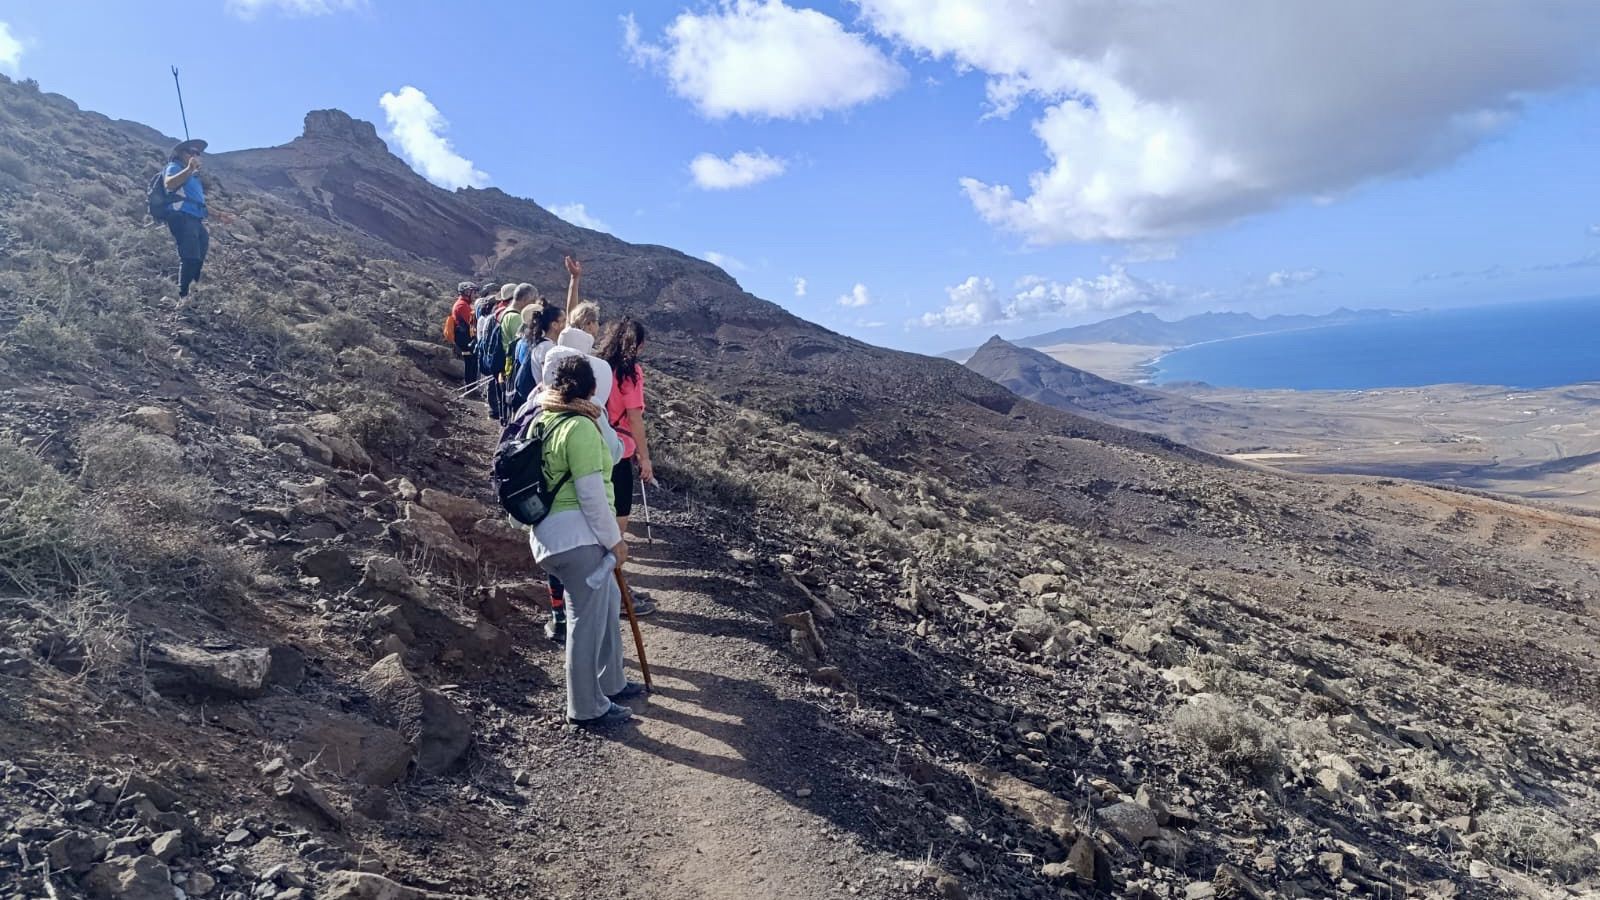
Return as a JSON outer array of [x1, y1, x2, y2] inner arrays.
[[438, 523, 923, 899]]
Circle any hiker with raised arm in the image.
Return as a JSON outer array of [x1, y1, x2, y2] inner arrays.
[[528, 355, 643, 726], [598, 316, 658, 616], [151, 139, 210, 298], [446, 282, 479, 388], [535, 255, 603, 641], [559, 255, 602, 354]]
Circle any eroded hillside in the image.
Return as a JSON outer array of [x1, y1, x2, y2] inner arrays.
[[2, 75, 1599, 900]]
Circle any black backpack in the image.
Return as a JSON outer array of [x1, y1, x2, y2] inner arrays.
[[477, 311, 508, 378], [146, 169, 185, 221], [493, 410, 577, 526]]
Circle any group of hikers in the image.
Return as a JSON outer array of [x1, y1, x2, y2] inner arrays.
[[148, 137, 655, 727], [446, 257, 657, 727]]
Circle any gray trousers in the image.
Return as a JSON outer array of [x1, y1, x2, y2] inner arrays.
[[540, 544, 625, 719]]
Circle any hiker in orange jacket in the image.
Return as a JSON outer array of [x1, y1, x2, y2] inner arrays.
[[448, 282, 479, 388]]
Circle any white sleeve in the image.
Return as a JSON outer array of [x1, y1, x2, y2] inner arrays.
[[573, 471, 622, 547]]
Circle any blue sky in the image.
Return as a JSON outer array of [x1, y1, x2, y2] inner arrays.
[[3, 1, 1598, 353]]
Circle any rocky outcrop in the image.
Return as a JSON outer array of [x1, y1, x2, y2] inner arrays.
[[144, 644, 282, 700], [359, 654, 473, 774], [388, 503, 478, 571]]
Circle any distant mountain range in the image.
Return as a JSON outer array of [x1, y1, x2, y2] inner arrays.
[[942, 307, 1404, 361]]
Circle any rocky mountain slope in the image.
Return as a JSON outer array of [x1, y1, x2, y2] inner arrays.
[[2, 73, 1600, 900]]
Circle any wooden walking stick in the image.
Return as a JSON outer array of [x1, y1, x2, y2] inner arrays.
[[616, 569, 653, 690]]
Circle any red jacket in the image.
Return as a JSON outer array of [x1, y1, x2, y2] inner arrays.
[[451, 295, 474, 327]]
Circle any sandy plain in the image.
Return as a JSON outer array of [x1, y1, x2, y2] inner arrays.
[[1041, 342, 1600, 511]]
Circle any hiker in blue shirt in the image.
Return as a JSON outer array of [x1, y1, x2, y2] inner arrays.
[[162, 139, 209, 298]]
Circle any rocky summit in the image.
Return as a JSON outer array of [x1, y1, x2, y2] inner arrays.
[[1, 73, 1599, 900]]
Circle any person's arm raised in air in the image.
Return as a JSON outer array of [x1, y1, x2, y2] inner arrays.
[[164, 155, 200, 192], [565, 256, 581, 310]]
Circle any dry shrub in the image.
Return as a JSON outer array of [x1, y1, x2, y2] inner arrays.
[[1171, 695, 1283, 775], [78, 423, 213, 522], [0, 146, 28, 182], [309, 378, 418, 461], [319, 311, 380, 353], [1479, 806, 1600, 881], [0, 439, 129, 674], [1399, 753, 1496, 817], [1, 309, 93, 367]]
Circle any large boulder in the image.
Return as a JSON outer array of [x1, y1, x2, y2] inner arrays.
[[304, 413, 375, 471], [289, 709, 415, 787], [359, 556, 427, 602], [265, 423, 336, 466], [399, 340, 463, 380], [389, 503, 478, 572], [468, 516, 533, 573], [359, 654, 473, 774], [963, 764, 1077, 848], [85, 855, 172, 900], [419, 489, 493, 533], [124, 406, 178, 437], [1019, 574, 1065, 596], [145, 644, 277, 700]]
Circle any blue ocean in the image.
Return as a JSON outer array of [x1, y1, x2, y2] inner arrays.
[[1149, 296, 1600, 390]]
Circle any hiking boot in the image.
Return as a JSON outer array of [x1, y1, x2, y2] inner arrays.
[[544, 617, 567, 644], [608, 681, 647, 702], [624, 594, 657, 617], [568, 703, 632, 727]]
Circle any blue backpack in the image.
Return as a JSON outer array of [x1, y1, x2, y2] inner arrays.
[[146, 169, 185, 221], [477, 310, 507, 378], [509, 337, 544, 410]]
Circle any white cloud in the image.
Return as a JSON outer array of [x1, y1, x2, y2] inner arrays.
[[1262, 268, 1323, 289], [858, 0, 1600, 243], [550, 203, 609, 232], [837, 283, 872, 307], [227, 0, 363, 18], [855, 319, 887, 329], [1589, 224, 1600, 237], [794, 277, 807, 297], [0, 22, 21, 72], [1120, 243, 1179, 264], [624, 2, 903, 119], [703, 250, 747, 271], [378, 86, 489, 191], [919, 268, 1180, 328], [690, 150, 788, 190]]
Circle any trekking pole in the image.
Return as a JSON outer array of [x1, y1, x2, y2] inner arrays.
[[170, 66, 190, 141], [639, 477, 654, 544], [615, 570, 653, 690], [453, 376, 490, 396]]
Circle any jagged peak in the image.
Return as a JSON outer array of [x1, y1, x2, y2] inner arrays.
[[299, 109, 386, 151]]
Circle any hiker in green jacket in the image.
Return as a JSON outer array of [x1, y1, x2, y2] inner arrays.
[[529, 355, 643, 726]]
